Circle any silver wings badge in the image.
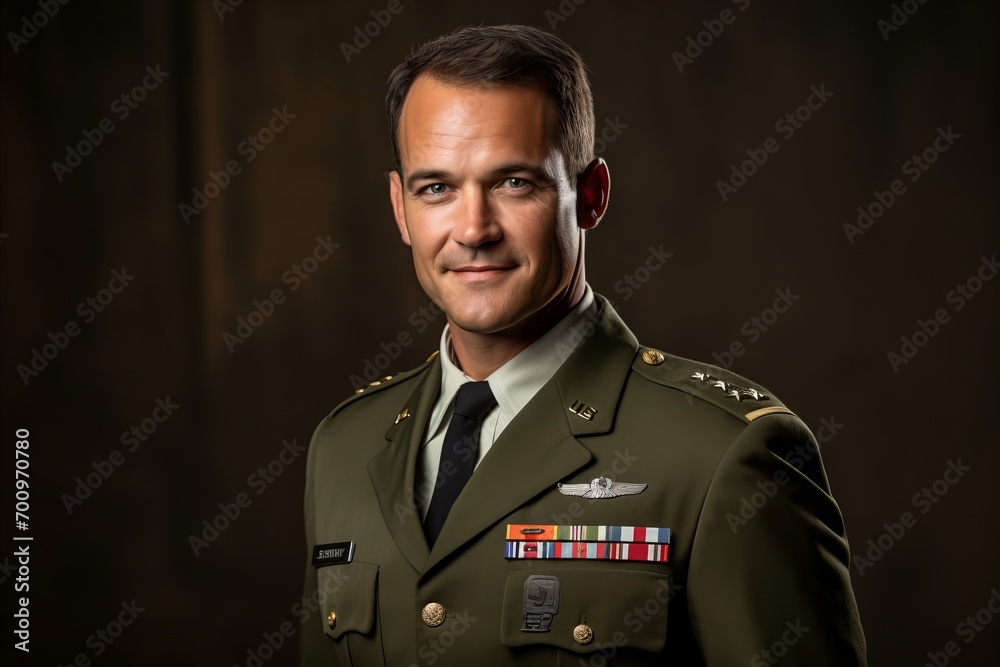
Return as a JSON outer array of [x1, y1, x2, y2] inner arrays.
[[557, 477, 647, 499]]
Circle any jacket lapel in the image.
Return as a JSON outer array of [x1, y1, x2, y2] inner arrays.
[[367, 360, 441, 573], [424, 296, 639, 573]]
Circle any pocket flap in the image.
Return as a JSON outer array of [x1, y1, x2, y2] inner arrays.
[[500, 569, 670, 653], [317, 562, 378, 640]]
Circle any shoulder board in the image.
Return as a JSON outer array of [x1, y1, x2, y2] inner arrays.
[[630, 347, 795, 424], [326, 350, 439, 420]]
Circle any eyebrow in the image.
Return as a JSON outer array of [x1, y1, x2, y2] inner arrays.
[[405, 170, 452, 193], [404, 163, 555, 193]]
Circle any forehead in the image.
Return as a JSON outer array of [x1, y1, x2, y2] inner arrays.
[[397, 74, 559, 170]]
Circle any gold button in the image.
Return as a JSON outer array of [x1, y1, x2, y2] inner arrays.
[[327, 610, 337, 629], [421, 602, 446, 627], [642, 349, 665, 366], [573, 623, 594, 644]]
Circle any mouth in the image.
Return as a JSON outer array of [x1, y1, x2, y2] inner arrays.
[[449, 265, 515, 282]]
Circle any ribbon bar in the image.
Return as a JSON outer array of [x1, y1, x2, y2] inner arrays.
[[505, 524, 671, 545], [505, 540, 670, 563]]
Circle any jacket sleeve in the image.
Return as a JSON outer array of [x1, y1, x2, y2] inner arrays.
[[687, 412, 867, 666]]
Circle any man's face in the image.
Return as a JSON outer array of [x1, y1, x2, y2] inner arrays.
[[389, 75, 585, 339]]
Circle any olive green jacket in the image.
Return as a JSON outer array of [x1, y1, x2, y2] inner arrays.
[[301, 295, 866, 665]]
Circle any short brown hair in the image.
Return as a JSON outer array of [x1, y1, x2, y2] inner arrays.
[[386, 24, 595, 178]]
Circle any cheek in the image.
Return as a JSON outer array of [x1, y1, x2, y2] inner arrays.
[[411, 240, 441, 280], [504, 200, 576, 271], [555, 217, 578, 263], [403, 211, 444, 264], [541, 209, 579, 275]]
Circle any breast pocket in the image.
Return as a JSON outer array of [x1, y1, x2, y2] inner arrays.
[[316, 562, 385, 665], [499, 569, 670, 664]]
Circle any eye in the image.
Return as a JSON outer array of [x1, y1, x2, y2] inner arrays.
[[504, 177, 528, 188], [414, 182, 455, 202]]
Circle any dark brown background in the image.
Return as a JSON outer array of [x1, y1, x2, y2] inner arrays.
[[2, 0, 997, 665]]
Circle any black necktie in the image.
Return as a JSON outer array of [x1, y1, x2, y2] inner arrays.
[[424, 381, 497, 546]]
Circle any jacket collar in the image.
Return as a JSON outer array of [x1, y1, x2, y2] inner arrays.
[[368, 294, 639, 575]]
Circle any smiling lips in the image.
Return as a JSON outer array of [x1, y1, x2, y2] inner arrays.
[[449, 265, 515, 281]]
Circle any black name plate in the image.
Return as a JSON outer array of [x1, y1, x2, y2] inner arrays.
[[312, 541, 355, 568]]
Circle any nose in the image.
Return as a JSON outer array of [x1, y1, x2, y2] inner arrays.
[[452, 188, 502, 248]]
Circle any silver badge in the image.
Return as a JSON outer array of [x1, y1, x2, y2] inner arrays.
[[522, 575, 559, 632], [557, 476, 647, 499], [691, 372, 768, 402]]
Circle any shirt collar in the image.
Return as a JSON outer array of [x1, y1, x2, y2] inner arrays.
[[429, 285, 597, 441]]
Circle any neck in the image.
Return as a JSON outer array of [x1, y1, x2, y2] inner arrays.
[[448, 279, 585, 380]]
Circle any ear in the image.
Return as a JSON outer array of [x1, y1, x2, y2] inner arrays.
[[575, 158, 611, 230], [389, 170, 411, 246]]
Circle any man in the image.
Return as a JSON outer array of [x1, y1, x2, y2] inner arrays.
[[301, 24, 866, 666]]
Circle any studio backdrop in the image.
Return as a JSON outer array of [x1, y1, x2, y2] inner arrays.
[[1, 0, 997, 665]]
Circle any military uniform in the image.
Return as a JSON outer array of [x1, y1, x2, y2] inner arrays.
[[300, 294, 866, 666]]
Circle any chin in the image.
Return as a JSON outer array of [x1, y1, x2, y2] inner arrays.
[[447, 302, 522, 336], [449, 314, 510, 336]]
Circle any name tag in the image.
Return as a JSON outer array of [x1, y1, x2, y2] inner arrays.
[[312, 541, 355, 567]]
